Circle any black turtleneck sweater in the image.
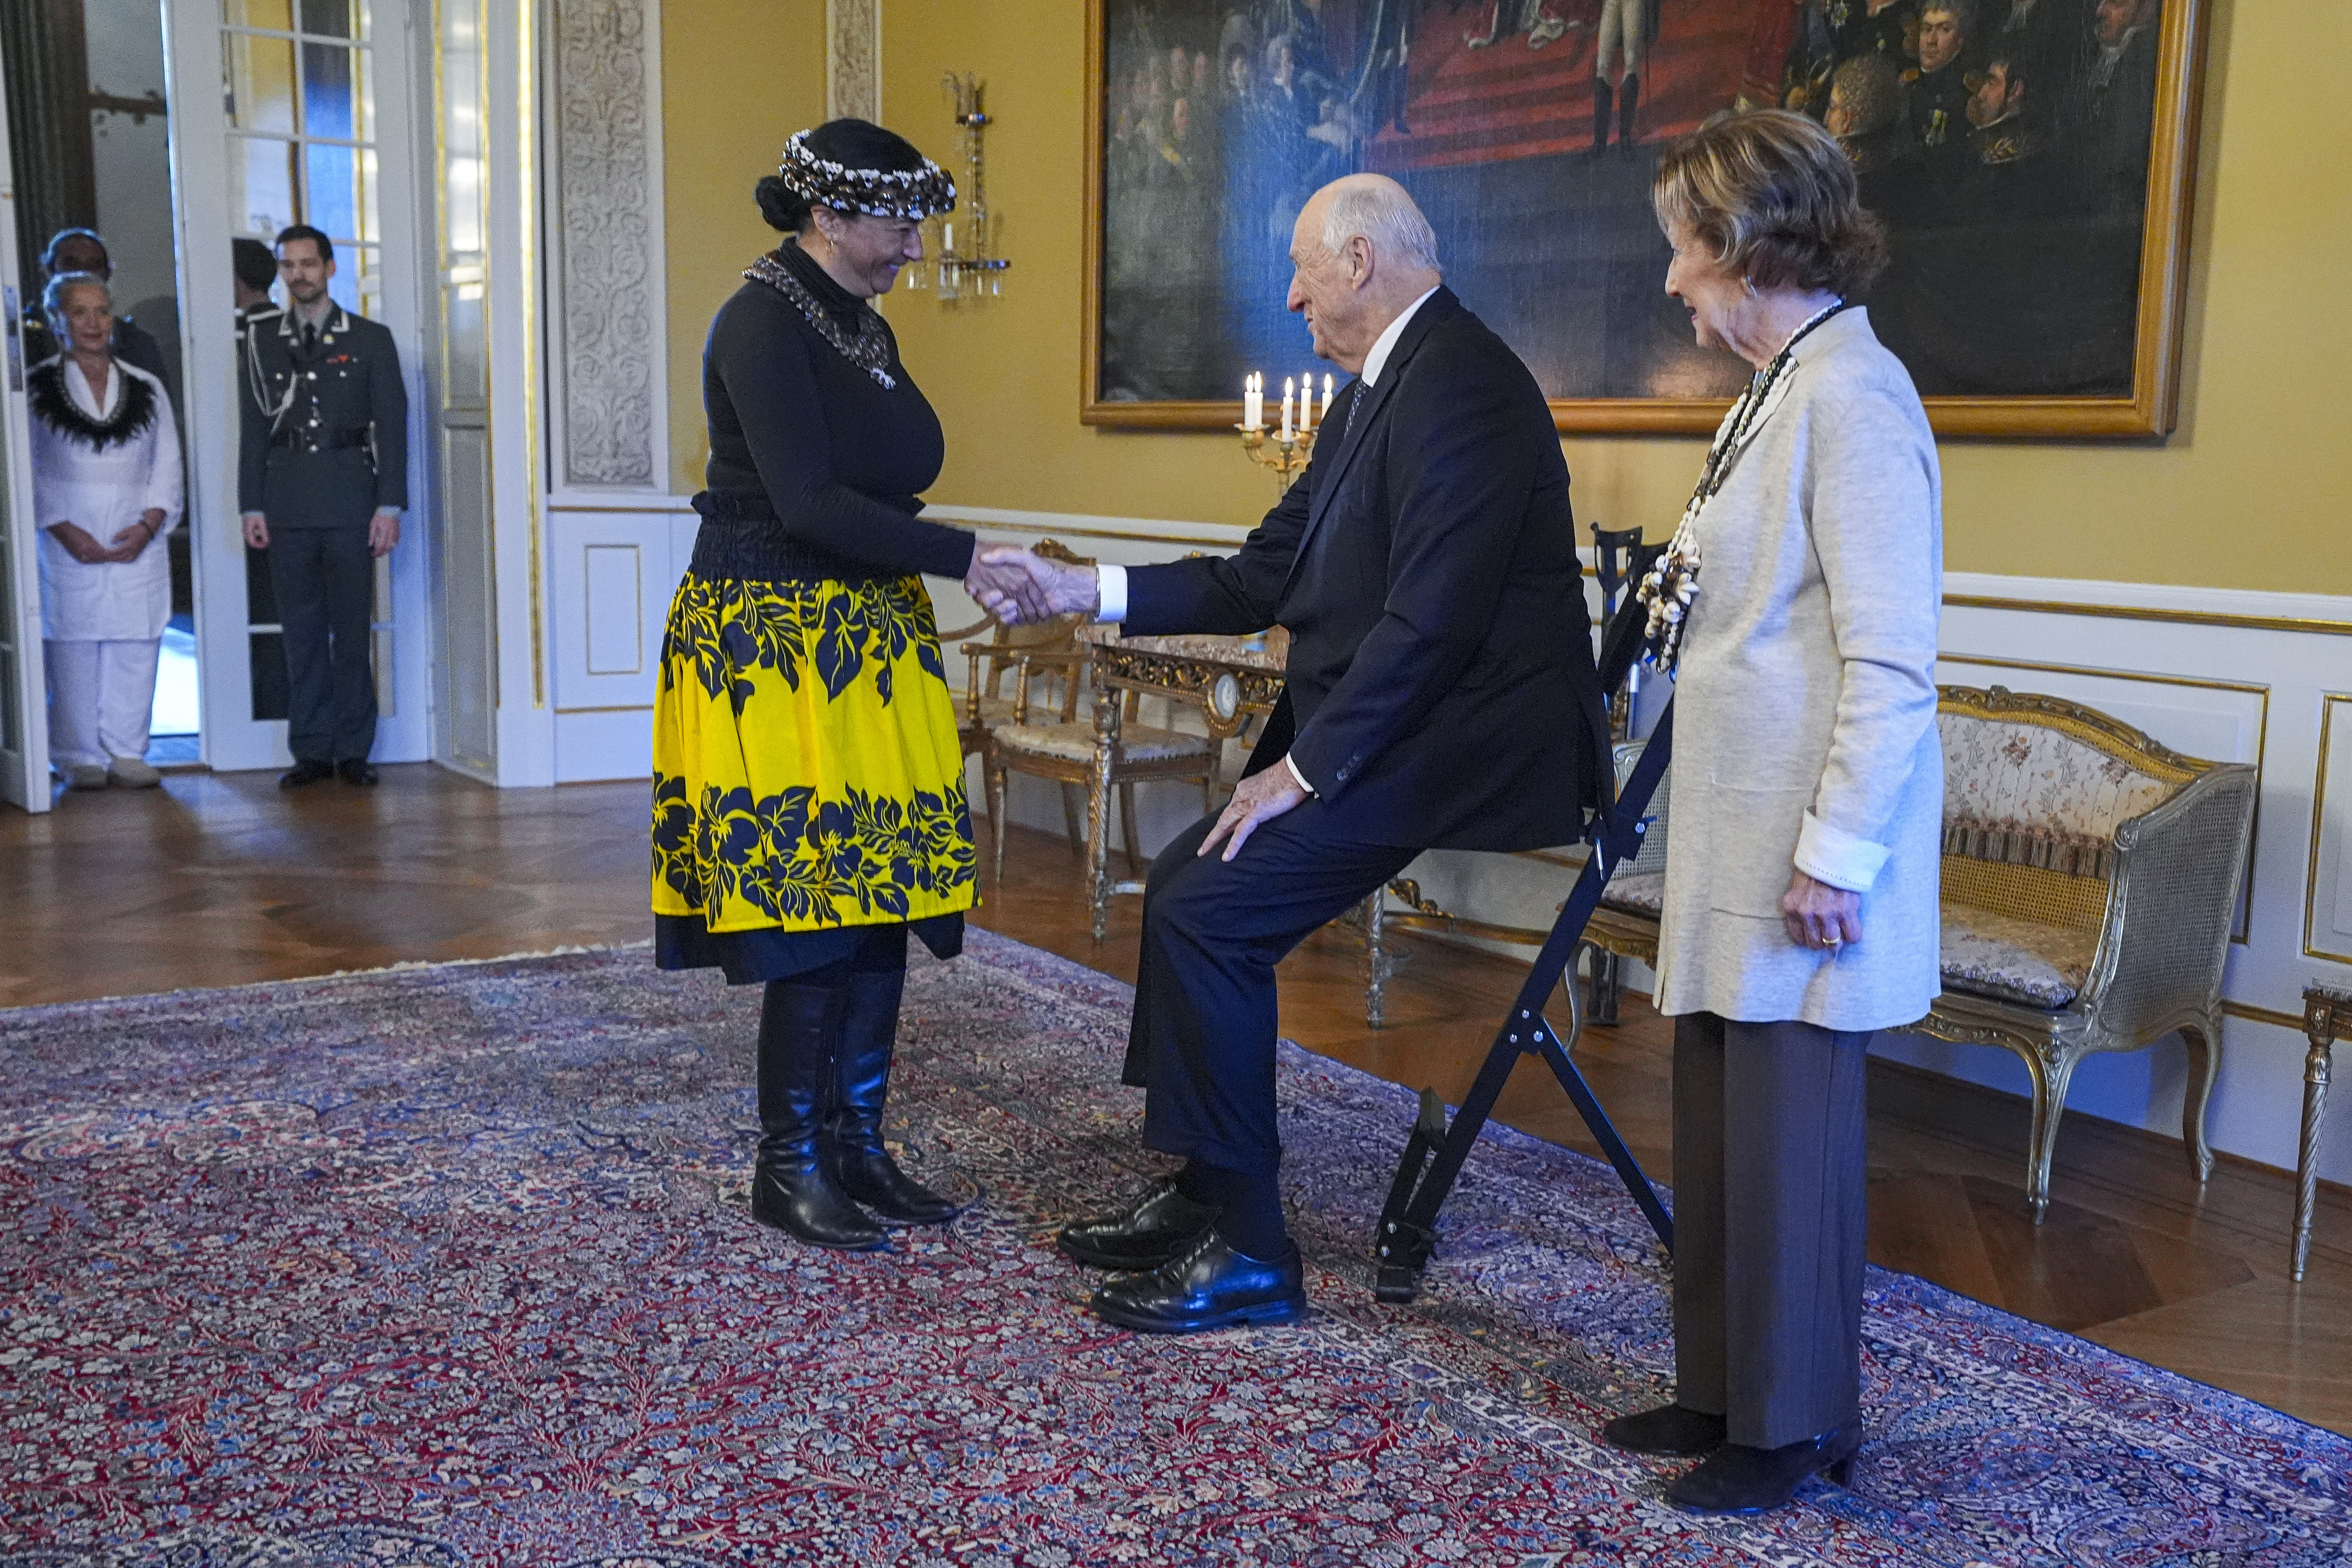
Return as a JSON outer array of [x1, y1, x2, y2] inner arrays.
[[699, 240, 975, 581]]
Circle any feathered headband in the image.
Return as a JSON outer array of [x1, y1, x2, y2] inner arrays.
[[778, 130, 956, 220]]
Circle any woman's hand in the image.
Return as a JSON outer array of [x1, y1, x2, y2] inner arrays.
[[46, 521, 116, 565], [1782, 868, 1862, 952], [106, 510, 167, 562]]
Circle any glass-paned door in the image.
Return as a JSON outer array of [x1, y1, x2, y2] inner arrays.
[[0, 67, 47, 811], [169, 0, 427, 773], [222, 0, 391, 728]]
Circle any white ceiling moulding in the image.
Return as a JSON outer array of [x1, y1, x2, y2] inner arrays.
[[827, 0, 881, 124]]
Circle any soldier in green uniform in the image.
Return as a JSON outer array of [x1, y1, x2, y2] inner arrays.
[[237, 224, 407, 788]]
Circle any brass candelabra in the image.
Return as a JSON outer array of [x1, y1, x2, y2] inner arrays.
[[1236, 424, 1315, 492], [906, 73, 1010, 300]]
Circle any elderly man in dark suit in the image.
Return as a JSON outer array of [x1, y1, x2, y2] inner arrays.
[[977, 172, 1610, 1333]]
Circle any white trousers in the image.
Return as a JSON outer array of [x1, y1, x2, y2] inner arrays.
[[45, 637, 160, 768], [1597, 0, 1645, 80]]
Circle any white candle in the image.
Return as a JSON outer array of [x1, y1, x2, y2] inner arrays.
[[1322, 374, 1334, 418], [1299, 370, 1315, 432], [1247, 372, 1262, 430], [1281, 377, 1294, 440], [944, 220, 956, 253]]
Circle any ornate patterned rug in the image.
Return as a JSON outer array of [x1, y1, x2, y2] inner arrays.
[[1, 931, 2345, 1567]]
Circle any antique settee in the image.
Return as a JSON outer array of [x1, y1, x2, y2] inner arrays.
[[1480, 685, 2259, 1221]]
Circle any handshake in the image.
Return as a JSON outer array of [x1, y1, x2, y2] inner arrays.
[[961, 546, 1102, 628]]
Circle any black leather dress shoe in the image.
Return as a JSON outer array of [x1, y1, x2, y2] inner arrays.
[[1601, 1403, 1727, 1456], [1057, 1177, 1219, 1269], [1665, 1424, 1860, 1514], [1090, 1229, 1306, 1333], [337, 759, 379, 786], [279, 760, 335, 790]]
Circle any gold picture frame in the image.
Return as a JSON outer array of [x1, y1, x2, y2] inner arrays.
[[1081, 0, 2213, 439]]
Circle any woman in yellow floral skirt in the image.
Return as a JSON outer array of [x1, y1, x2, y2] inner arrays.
[[652, 120, 1036, 1250]]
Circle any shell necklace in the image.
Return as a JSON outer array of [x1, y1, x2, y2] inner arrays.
[[1634, 298, 1847, 674]]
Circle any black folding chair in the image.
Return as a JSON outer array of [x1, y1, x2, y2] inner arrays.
[[1372, 571, 1675, 1304]]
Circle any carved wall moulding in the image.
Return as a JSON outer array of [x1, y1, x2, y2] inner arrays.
[[550, 0, 664, 491], [827, 0, 881, 124]]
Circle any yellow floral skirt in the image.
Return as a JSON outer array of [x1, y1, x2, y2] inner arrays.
[[650, 572, 977, 936]]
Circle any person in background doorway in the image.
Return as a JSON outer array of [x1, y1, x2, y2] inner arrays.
[[237, 224, 407, 790], [24, 230, 169, 386], [232, 237, 280, 343], [30, 272, 183, 791]]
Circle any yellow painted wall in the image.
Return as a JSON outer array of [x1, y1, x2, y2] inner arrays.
[[662, 0, 2346, 596], [660, 0, 826, 496]]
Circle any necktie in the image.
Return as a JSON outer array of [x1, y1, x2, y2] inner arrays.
[[303, 321, 318, 354], [1338, 379, 1366, 446]]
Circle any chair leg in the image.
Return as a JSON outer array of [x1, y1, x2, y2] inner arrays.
[[2181, 1015, 2221, 1184], [1087, 760, 1114, 944], [1058, 783, 1086, 859], [1118, 782, 1143, 875], [2021, 1049, 2079, 1223], [989, 764, 1009, 890], [1364, 889, 1387, 1031]]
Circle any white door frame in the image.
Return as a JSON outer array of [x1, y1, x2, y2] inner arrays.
[[0, 59, 49, 813], [161, 0, 434, 775]]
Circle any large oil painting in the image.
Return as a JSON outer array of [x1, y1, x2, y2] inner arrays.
[[1083, 0, 2208, 436]]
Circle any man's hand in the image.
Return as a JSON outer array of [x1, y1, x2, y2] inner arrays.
[[968, 547, 1100, 625], [242, 512, 270, 551], [368, 508, 401, 558], [46, 521, 114, 565], [1781, 868, 1863, 952], [1198, 761, 1309, 863]]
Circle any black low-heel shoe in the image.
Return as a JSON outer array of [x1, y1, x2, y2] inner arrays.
[[1601, 1403, 1727, 1457], [1665, 1424, 1860, 1514], [1090, 1229, 1306, 1333], [1057, 1177, 1219, 1270]]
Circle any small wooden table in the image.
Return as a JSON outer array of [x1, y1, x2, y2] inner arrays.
[[1079, 628, 1290, 940], [2299, 983, 2352, 1281]]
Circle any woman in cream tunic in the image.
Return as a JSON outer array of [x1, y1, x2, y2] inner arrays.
[[31, 272, 182, 790], [1599, 112, 1943, 1514]]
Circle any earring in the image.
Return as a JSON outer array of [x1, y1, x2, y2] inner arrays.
[[1742, 276, 1758, 298]]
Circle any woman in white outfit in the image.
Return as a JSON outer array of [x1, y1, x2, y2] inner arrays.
[[31, 271, 183, 790]]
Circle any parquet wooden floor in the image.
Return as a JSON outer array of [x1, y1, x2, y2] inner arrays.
[[3, 765, 2345, 1433]]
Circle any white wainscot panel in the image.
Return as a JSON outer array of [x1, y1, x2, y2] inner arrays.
[[549, 510, 674, 782]]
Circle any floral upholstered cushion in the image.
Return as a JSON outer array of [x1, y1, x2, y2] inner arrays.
[[1938, 903, 2098, 1009], [1940, 712, 2177, 843], [1600, 872, 1664, 916]]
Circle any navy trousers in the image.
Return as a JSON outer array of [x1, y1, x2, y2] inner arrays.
[[1120, 804, 1417, 1177], [268, 527, 377, 764]]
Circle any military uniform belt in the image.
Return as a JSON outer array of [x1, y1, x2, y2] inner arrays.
[[270, 429, 372, 451]]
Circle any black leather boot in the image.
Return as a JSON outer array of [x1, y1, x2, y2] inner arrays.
[[1590, 77, 1614, 155], [752, 979, 885, 1251], [822, 961, 960, 1226], [1617, 72, 1641, 153], [1601, 1403, 1726, 1456]]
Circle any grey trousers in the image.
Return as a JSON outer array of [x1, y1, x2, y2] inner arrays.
[[1671, 1010, 1872, 1450]]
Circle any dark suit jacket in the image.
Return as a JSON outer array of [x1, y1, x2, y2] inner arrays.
[[237, 304, 408, 528], [1124, 287, 1607, 851]]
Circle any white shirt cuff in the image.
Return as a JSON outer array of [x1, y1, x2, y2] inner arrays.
[[1284, 753, 1317, 796], [1794, 810, 1890, 894], [1094, 563, 1128, 623]]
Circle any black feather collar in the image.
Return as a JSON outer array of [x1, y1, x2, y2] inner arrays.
[[29, 358, 157, 451]]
